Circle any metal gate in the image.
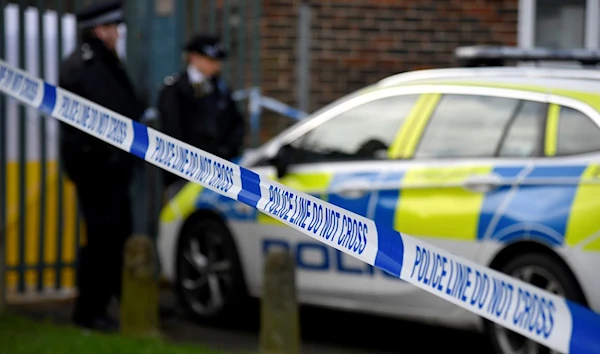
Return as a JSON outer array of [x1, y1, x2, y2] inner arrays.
[[0, 0, 262, 300]]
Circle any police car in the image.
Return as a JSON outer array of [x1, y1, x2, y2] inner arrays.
[[157, 46, 600, 353]]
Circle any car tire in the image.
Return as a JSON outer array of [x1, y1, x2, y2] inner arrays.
[[485, 252, 586, 354], [174, 216, 247, 324]]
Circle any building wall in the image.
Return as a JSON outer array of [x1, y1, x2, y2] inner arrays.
[[259, 0, 519, 141]]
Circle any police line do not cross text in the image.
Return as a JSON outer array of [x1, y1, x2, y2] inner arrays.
[[401, 239, 569, 347]]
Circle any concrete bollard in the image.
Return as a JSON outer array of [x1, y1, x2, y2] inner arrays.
[[120, 234, 160, 338], [259, 248, 301, 354]]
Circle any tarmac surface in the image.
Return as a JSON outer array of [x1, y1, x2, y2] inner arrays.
[[12, 288, 494, 354]]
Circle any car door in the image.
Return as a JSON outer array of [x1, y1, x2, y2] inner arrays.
[[370, 90, 549, 315], [547, 103, 600, 252], [504, 101, 600, 253], [248, 89, 423, 305]]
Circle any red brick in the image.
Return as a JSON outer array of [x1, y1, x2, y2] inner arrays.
[[255, 0, 518, 139]]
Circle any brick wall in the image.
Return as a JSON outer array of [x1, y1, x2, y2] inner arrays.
[[258, 0, 518, 141]]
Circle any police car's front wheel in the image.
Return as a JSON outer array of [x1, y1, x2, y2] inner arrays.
[[175, 217, 247, 324], [486, 253, 586, 354]]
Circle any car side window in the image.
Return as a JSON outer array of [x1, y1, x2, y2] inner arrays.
[[289, 94, 419, 163], [556, 106, 600, 156], [498, 101, 546, 158], [414, 94, 523, 159]]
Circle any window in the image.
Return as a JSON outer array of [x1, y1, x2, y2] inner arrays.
[[414, 94, 522, 159], [556, 106, 600, 155], [535, 0, 586, 49], [498, 101, 546, 157], [289, 94, 419, 163]]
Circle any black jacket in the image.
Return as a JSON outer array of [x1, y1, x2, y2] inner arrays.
[[156, 70, 246, 161], [58, 35, 145, 184]]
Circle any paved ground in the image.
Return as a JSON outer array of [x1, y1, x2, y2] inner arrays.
[[12, 289, 494, 354]]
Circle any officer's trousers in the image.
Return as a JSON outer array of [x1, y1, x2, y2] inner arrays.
[[71, 170, 132, 323]]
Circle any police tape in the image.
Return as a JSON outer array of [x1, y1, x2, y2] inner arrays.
[[232, 87, 256, 101], [1, 59, 599, 354], [259, 96, 308, 120], [232, 86, 308, 120]]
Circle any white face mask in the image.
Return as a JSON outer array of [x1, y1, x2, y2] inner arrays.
[[187, 64, 205, 84]]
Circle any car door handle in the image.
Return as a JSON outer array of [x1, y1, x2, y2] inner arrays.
[[462, 174, 503, 193]]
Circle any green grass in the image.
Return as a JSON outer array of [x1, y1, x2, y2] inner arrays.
[[0, 312, 226, 354]]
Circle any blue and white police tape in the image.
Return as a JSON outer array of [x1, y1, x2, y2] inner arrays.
[[232, 87, 256, 102], [259, 96, 308, 120], [1, 58, 600, 354], [232, 86, 308, 121]]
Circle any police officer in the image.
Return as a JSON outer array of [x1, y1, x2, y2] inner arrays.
[[156, 34, 246, 190], [59, 0, 145, 331]]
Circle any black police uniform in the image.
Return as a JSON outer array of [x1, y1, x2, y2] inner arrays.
[[156, 36, 246, 188], [58, 0, 145, 330]]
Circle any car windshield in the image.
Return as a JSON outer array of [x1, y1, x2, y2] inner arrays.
[[251, 87, 372, 157]]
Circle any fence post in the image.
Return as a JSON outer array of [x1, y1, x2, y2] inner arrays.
[[249, 87, 263, 147], [125, 0, 153, 240], [140, 108, 163, 274], [259, 249, 301, 354], [295, 1, 311, 114], [0, 211, 5, 314], [0, 0, 6, 314], [148, 0, 185, 106]]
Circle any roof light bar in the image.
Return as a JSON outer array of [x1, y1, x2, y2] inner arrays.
[[454, 45, 600, 67]]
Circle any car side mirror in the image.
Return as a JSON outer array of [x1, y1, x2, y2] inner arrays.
[[271, 144, 296, 179]]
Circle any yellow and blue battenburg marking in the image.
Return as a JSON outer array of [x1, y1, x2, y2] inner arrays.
[[483, 165, 589, 246], [567, 163, 600, 251], [2, 58, 600, 354], [187, 161, 600, 251]]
